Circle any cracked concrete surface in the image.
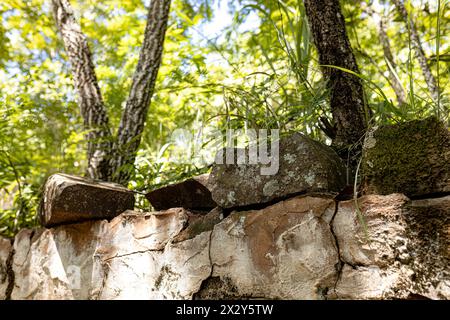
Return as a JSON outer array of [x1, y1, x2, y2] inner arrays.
[[0, 194, 449, 300]]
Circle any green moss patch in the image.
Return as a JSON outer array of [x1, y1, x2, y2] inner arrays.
[[362, 117, 450, 197]]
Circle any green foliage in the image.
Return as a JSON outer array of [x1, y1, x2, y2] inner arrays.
[[0, 0, 449, 236]]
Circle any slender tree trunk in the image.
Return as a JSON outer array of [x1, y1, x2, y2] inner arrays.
[[112, 0, 171, 185], [379, 15, 407, 105], [52, 0, 172, 185], [303, 0, 369, 149], [364, 3, 407, 106], [52, 0, 113, 180], [391, 0, 439, 101]]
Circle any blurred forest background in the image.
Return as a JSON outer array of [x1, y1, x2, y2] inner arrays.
[[0, 0, 448, 236]]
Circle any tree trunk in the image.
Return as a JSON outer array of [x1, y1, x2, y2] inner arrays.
[[391, 0, 439, 102], [379, 15, 407, 105], [303, 0, 369, 150], [112, 0, 171, 185], [52, 0, 113, 181], [364, 3, 407, 106], [52, 0, 172, 185]]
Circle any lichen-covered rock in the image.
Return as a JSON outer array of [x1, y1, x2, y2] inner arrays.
[[39, 173, 135, 227], [0, 237, 12, 299], [332, 194, 450, 299], [208, 133, 347, 208], [198, 196, 339, 299], [146, 174, 216, 210], [362, 117, 450, 197]]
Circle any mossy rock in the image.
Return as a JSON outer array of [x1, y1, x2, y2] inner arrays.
[[362, 117, 450, 197]]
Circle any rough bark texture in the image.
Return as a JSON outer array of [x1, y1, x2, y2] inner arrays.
[[303, 0, 368, 149], [112, 0, 171, 185], [52, 0, 112, 181], [52, 0, 171, 185], [391, 0, 439, 102]]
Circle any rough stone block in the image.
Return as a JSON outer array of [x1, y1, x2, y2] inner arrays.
[[39, 173, 135, 227], [208, 133, 347, 208], [146, 174, 216, 210]]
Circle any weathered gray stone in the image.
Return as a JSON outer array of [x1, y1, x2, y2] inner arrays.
[[10, 208, 214, 300], [95, 207, 220, 299], [146, 174, 216, 210], [39, 173, 135, 227], [0, 236, 12, 300], [208, 133, 347, 208], [333, 194, 410, 268], [333, 264, 414, 300], [362, 117, 450, 197]]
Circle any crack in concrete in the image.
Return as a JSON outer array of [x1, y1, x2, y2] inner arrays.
[[328, 199, 344, 299], [192, 225, 218, 299], [222, 191, 338, 216], [5, 238, 15, 300], [207, 228, 214, 278], [103, 247, 165, 262], [6, 230, 37, 300], [91, 253, 109, 300]]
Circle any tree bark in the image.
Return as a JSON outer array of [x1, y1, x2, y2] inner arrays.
[[52, 0, 172, 185], [303, 0, 369, 150], [379, 15, 407, 105], [364, 4, 407, 106], [111, 0, 171, 185], [391, 0, 439, 102], [52, 0, 113, 181]]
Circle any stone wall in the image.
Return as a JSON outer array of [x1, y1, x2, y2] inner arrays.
[[0, 117, 448, 300], [0, 193, 448, 300]]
